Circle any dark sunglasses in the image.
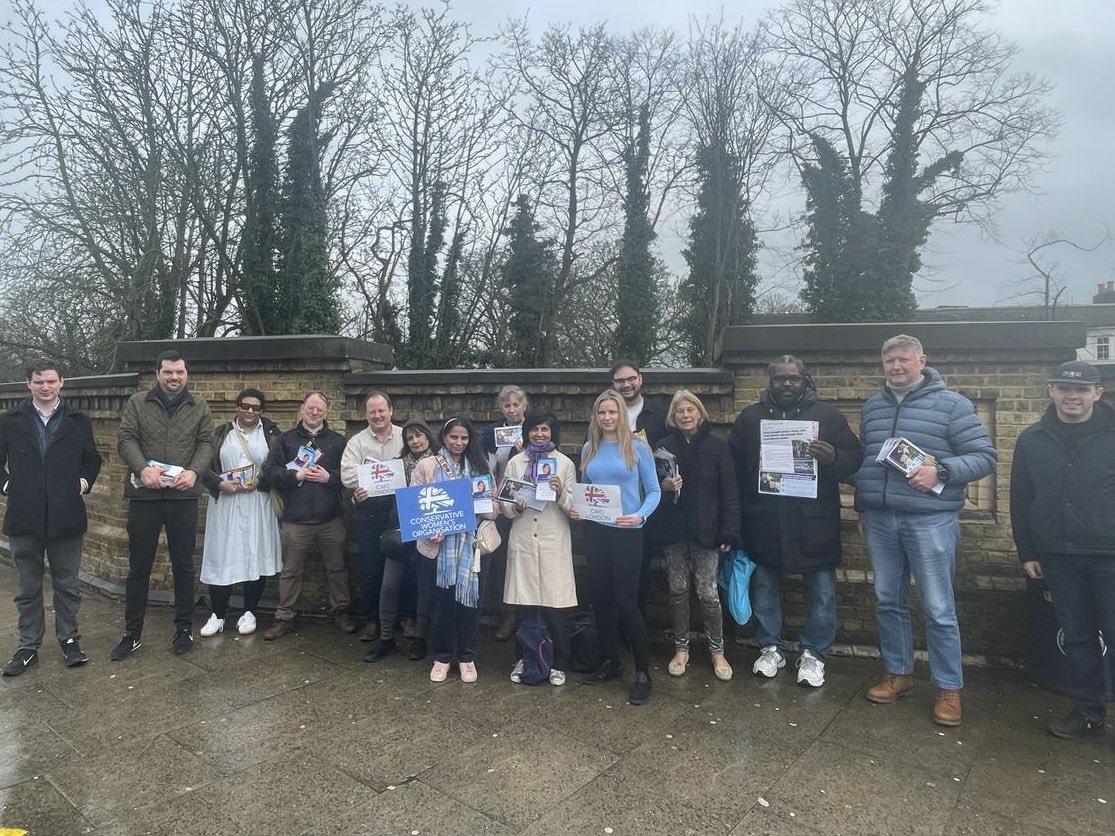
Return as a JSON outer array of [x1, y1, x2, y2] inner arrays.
[[237, 402, 263, 412]]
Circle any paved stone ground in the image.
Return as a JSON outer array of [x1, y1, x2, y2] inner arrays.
[[0, 561, 1111, 836]]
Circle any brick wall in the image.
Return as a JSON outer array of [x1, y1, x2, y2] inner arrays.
[[0, 321, 1086, 659]]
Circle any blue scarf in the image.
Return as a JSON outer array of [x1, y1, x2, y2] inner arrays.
[[432, 448, 480, 608]]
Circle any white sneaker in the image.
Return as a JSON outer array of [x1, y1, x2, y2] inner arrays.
[[548, 669, 566, 686], [199, 613, 224, 637], [752, 645, 786, 678], [237, 611, 257, 635], [796, 650, 825, 688], [510, 659, 524, 684]]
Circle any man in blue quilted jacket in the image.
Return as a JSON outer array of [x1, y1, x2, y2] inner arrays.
[[854, 335, 996, 726]]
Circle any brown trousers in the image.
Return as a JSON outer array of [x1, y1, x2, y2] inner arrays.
[[275, 517, 350, 621]]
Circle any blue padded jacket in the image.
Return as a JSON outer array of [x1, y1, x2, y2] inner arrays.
[[852, 367, 996, 514]]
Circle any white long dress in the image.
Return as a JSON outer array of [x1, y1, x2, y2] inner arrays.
[[200, 423, 282, 586]]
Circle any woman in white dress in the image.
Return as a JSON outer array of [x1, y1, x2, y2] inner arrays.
[[198, 389, 283, 636]]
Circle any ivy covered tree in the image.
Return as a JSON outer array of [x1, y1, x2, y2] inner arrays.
[[278, 85, 340, 334], [401, 180, 448, 368], [680, 142, 759, 366], [240, 55, 281, 335], [501, 194, 556, 367], [613, 105, 658, 365]]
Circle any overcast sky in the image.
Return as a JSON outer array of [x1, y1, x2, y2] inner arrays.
[[18, 0, 1115, 310]]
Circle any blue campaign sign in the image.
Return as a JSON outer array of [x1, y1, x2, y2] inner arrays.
[[396, 477, 477, 542]]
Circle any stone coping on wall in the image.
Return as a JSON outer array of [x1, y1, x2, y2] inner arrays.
[[344, 367, 734, 388], [716, 320, 1087, 360], [0, 372, 139, 395], [115, 335, 394, 368]]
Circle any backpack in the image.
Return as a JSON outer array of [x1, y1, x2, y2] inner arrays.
[[515, 612, 554, 685], [567, 611, 606, 673]]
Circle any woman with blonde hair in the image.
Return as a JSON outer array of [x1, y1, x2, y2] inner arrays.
[[655, 390, 740, 681], [572, 389, 661, 704]]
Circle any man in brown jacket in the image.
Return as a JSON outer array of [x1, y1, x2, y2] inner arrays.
[[111, 350, 213, 659]]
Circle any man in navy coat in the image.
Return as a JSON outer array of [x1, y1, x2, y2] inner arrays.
[[1, 360, 102, 676]]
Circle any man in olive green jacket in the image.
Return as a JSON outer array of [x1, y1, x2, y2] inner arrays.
[[111, 350, 213, 660]]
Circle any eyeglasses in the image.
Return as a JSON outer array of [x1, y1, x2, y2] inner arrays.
[[771, 375, 803, 385], [237, 402, 263, 412], [612, 375, 639, 385]]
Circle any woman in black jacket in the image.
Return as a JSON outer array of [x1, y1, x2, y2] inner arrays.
[[656, 390, 740, 681]]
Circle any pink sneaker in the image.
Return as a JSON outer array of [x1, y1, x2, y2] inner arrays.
[[459, 661, 478, 683], [430, 660, 451, 682]]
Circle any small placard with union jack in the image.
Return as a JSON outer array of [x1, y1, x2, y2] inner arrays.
[[356, 459, 407, 497], [571, 483, 622, 524]]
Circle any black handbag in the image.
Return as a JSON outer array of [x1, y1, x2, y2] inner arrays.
[[379, 528, 415, 562]]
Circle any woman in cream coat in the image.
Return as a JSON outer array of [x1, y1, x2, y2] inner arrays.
[[502, 409, 577, 685]]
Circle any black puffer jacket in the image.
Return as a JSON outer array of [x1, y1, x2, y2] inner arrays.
[[654, 423, 740, 550], [1010, 399, 1115, 560], [728, 387, 863, 574], [265, 421, 346, 524]]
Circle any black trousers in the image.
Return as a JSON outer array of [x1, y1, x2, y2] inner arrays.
[[583, 523, 650, 671], [125, 499, 198, 636]]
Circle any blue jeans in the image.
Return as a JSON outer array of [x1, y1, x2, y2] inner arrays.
[[751, 564, 837, 659], [864, 509, 963, 689], [1040, 554, 1115, 720]]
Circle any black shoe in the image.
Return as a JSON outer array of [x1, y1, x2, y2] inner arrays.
[[2, 648, 38, 676], [110, 634, 141, 661], [581, 658, 623, 685], [408, 637, 427, 661], [628, 670, 653, 705], [494, 612, 517, 642], [172, 629, 194, 655], [61, 638, 88, 668], [362, 637, 396, 663], [1048, 709, 1106, 740]]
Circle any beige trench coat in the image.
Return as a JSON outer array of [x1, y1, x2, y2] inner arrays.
[[500, 451, 578, 608]]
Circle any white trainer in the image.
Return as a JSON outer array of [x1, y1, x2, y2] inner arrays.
[[237, 611, 257, 635], [752, 645, 786, 678], [796, 650, 825, 688], [510, 659, 524, 684], [199, 613, 224, 637], [548, 668, 566, 686]]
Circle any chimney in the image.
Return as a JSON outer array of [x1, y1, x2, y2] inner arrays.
[[1094, 281, 1115, 304]]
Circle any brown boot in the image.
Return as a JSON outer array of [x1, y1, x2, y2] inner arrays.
[[360, 622, 379, 642], [334, 611, 358, 634], [866, 673, 914, 703], [263, 619, 297, 641], [933, 688, 962, 726]]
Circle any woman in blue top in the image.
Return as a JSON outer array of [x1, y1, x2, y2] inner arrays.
[[573, 389, 661, 704]]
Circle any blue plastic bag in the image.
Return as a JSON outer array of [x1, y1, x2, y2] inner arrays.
[[717, 548, 757, 625]]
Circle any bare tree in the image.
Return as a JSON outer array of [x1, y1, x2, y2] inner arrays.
[[998, 230, 1111, 319]]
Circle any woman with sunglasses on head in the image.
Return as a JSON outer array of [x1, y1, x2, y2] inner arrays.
[[502, 409, 578, 685], [198, 389, 282, 637], [572, 389, 661, 704], [411, 417, 496, 682]]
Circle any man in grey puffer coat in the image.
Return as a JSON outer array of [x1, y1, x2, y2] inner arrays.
[[854, 335, 996, 727]]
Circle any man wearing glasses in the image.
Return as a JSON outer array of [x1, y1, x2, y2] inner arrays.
[[263, 391, 353, 640], [609, 361, 667, 447], [728, 356, 862, 688]]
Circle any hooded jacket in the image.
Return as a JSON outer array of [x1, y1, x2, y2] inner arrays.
[[729, 386, 862, 574], [1011, 398, 1115, 560], [853, 367, 996, 514], [654, 422, 740, 550], [265, 420, 346, 524]]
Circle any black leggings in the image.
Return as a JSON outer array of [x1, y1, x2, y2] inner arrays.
[[583, 523, 650, 671], [209, 578, 266, 618]]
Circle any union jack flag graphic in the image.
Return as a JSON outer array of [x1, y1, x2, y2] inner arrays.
[[369, 463, 394, 479], [584, 485, 609, 507]]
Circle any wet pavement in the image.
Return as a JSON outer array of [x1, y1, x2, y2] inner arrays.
[[0, 560, 1111, 836]]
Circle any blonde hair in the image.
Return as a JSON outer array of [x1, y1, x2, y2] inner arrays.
[[881, 334, 924, 357], [583, 389, 636, 469], [666, 389, 709, 428]]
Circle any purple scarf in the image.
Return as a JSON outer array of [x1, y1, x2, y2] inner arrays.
[[524, 439, 556, 482]]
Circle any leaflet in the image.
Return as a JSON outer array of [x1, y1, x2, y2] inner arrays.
[[356, 459, 407, 497], [758, 419, 819, 499]]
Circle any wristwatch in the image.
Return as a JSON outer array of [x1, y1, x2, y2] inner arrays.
[[935, 461, 950, 483]]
